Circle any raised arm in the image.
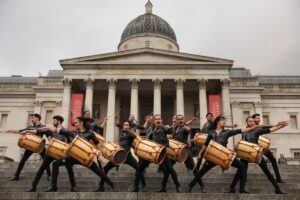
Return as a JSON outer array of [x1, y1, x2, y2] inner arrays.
[[100, 117, 108, 128], [185, 117, 197, 126]]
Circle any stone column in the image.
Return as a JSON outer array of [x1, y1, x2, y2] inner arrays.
[[254, 101, 263, 124], [175, 79, 185, 115], [198, 79, 208, 127], [130, 79, 140, 120], [34, 100, 42, 114], [221, 79, 233, 148], [84, 78, 95, 116], [61, 78, 72, 127], [153, 78, 162, 115], [106, 79, 117, 142], [231, 101, 241, 146]]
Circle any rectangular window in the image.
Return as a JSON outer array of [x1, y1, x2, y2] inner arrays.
[[294, 152, 300, 158], [45, 110, 53, 125], [263, 115, 270, 126], [243, 111, 250, 125], [0, 114, 8, 128], [290, 115, 298, 130], [193, 104, 200, 119], [27, 113, 33, 126]]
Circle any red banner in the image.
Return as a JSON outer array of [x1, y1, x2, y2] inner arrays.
[[209, 95, 221, 119], [69, 94, 84, 130]]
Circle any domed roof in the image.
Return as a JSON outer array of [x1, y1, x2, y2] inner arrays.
[[120, 1, 177, 44]]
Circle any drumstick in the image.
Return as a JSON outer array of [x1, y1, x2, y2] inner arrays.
[[192, 154, 204, 173]]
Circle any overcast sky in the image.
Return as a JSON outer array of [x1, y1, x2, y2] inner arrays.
[[0, 0, 299, 77]]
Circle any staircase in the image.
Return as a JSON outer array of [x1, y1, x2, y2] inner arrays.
[[0, 162, 299, 200]]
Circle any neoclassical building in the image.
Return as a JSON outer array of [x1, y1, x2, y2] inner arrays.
[[0, 1, 299, 163]]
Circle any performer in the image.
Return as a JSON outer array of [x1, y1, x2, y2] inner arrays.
[[230, 117, 287, 194], [134, 114, 182, 193], [45, 117, 118, 192], [187, 116, 260, 193], [6, 113, 51, 181], [83, 111, 107, 136], [115, 115, 146, 132], [252, 113, 285, 183], [165, 114, 205, 192], [24, 116, 77, 192], [98, 121, 146, 192], [200, 113, 214, 133]]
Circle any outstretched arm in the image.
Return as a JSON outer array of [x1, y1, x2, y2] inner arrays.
[[186, 117, 197, 126], [100, 117, 108, 128]]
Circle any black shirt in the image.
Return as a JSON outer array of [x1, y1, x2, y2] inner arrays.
[[172, 125, 189, 144], [73, 130, 99, 145], [148, 125, 171, 147], [85, 118, 104, 136], [37, 127, 73, 143], [200, 122, 212, 133], [116, 122, 145, 132], [204, 129, 242, 147], [119, 132, 135, 152], [242, 128, 271, 144], [20, 123, 46, 137]]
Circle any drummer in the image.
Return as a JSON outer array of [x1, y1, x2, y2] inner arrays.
[[187, 115, 261, 193], [134, 114, 182, 193], [252, 113, 285, 183], [22, 115, 77, 192], [99, 121, 146, 192], [6, 113, 51, 182], [83, 110, 107, 136], [165, 114, 205, 193], [230, 117, 287, 194], [45, 117, 118, 192]]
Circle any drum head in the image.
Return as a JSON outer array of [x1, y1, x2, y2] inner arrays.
[[177, 146, 190, 163], [36, 139, 46, 153], [157, 148, 167, 165], [113, 150, 127, 165]]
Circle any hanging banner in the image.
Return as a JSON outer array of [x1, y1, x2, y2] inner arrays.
[[208, 95, 221, 119], [69, 94, 84, 130]]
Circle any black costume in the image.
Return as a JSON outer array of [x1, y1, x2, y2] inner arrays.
[[230, 128, 282, 192], [99, 131, 146, 191], [28, 128, 75, 191], [10, 123, 51, 181], [47, 130, 117, 192], [200, 122, 212, 133], [134, 125, 181, 192], [188, 129, 246, 193]]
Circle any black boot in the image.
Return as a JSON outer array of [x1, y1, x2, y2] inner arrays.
[[200, 185, 206, 193], [276, 179, 285, 183], [156, 187, 167, 193], [176, 185, 182, 193], [132, 187, 139, 192], [239, 189, 250, 194], [227, 189, 236, 193], [44, 187, 57, 192], [111, 184, 119, 192], [94, 186, 104, 192], [186, 185, 193, 193], [275, 189, 287, 194], [70, 187, 79, 192], [47, 176, 52, 181], [9, 176, 19, 181], [26, 186, 36, 192]]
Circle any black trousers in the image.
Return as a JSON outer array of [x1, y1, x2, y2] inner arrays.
[[135, 157, 180, 189], [264, 150, 282, 181], [31, 155, 75, 188], [231, 158, 280, 191], [189, 158, 246, 192], [51, 156, 114, 189], [164, 154, 204, 188], [14, 148, 51, 178]]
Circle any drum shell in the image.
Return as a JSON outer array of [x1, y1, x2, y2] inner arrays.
[[134, 137, 166, 165], [47, 138, 69, 159], [18, 134, 45, 153], [235, 141, 263, 164], [258, 135, 271, 154], [204, 140, 236, 170], [166, 139, 189, 163], [101, 142, 127, 165], [67, 136, 97, 167], [193, 133, 208, 146]]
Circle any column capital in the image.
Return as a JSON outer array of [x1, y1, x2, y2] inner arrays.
[[84, 78, 95, 87], [34, 100, 42, 107], [129, 78, 140, 89], [197, 79, 208, 89], [175, 79, 185, 88], [231, 101, 240, 108], [62, 78, 72, 87], [153, 78, 163, 88], [221, 79, 231, 87], [254, 101, 263, 108], [107, 78, 117, 88]]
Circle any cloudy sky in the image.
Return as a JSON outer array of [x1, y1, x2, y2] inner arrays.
[[0, 0, 299, 76]]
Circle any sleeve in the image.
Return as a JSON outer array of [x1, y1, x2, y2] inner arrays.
[[135, 124, 145, 130], [204, 134, 213, 146], [258, 128, 271, 136], [116, 123, 122, 129], [60, 129, 74, 143], [262, 125, 273, 129], [93, 124, 104, 135], [227, 129, 242, 137], [90, 131, 99, 145], [163, 126, 172, 134]]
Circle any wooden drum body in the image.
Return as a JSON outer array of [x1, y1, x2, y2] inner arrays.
[[258, 135, 271, 154], [166, 139, 189, 163], [204, 141, 236, 170], [235, 141, 263, 164], [47, 138, 69, 159], [193, 133, 208, 146], [18, 134, 45, 153], [67, 136, 97, 167], [134, 137, 166, 165], [101, 142, 127, 165]]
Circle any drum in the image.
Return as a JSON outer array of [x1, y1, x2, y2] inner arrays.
[[132, 136, 147, 148], [258, 135, 271, 153], [204, 140, 236, 170], [235, 141, 263, 164], [101, 142, 127, 165], [66, 136, 97, 167], [134, 137, 166, 165], [94, 132, 105, 145], [166, 139, 190, 163], [47, 138, 69, 159], [18, 134, 45, 153], [193, 133, 208, 146]]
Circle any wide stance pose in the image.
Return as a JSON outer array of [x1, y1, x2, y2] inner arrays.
[[187, 116, 260, 193]]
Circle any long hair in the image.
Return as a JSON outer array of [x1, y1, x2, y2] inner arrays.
[[76, 116, 91, 131], [209, 115, 225, 130]]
